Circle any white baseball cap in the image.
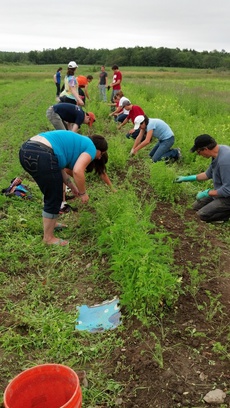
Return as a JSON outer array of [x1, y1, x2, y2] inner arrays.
[[68, 61, 78, 68], [134, 115, 145, 130]]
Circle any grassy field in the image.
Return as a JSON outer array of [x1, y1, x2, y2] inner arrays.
[[0, 65, 229, 407]]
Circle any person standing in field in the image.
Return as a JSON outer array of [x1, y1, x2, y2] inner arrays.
[[53, 67, 62, 99], [98, 65, 108, 102], [117, 101, 145, 139], [174, 134, 230, 223], [59, 61, 84, 106], [109, 64, 122, 111], [19, 131, 108, 246], [77, 75, 93, 104], [130, 115, 181, 162]]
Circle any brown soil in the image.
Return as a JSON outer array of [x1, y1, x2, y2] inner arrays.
[[108, 201, 230, 408], [1, 200, 229, 408]]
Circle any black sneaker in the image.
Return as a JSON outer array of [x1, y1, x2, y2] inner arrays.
[[59, 204, 72, 214]]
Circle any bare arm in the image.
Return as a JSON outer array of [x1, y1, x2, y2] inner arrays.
[[109, 106, 123, 117], [71, 123, 79, 133], [132, 129, 153, 154], [117, 117, 129, 129], [61, 169, 79, 196], [69, 85, 84, 106], [110, 79, 121, 87], [100, 172, 117, 192], [84, 84, 90, 100], [196, 172, 209, 181], [72, 153, 93, 202], [197, 172, 219, 197]]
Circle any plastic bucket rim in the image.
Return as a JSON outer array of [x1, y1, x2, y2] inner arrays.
[[4, 363, 81, 408]]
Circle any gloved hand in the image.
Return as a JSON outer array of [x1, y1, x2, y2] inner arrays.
[[174, 175, 197, 183], [196, 189, 211, 200], [107, 85, 111, 91]]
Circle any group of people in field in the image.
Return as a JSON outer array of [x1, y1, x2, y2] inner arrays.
[[19, 61, 230, 246]]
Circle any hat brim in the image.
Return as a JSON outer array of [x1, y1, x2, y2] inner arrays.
[[88, 118, 95, 127], [134, 123, 140, 130], [190, 146, 196, 153]]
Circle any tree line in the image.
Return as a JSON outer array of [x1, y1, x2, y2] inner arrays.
[[0, 46, 230, 69]]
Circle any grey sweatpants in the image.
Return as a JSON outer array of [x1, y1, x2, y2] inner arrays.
[[193, 196, 230, 222]]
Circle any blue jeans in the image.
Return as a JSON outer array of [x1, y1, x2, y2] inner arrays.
[[149, 136, 178, 162], [126, 129, 141, 139], [110, 89, 119, 111], [99, 85, 107, 102], [193, 196, 230, 222], [19, 141, 63, 217], [115, 113, 128, 123]]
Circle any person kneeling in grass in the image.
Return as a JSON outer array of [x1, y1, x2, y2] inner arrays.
[[130, 115, 181, 162], [174, 134, 230, 223], [19, 131, 108, 246]]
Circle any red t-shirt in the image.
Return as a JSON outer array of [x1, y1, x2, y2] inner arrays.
[[127, 105, 145, 123], [112, 70, 122, 90]]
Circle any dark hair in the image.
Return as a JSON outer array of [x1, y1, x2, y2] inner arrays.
[[143, 115, 149, 126], [57, 67, 62, 72], [206, 141, 217, 150], [87, 75, 93, 80], [66, 68, 76, 76], [116, 90, 124, 97], [86, 152, 108, 175], [112, 64, 119, 70], [90, 135, 108, 152]]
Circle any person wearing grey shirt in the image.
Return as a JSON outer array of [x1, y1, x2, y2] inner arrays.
[[174, 134, 230, 223]]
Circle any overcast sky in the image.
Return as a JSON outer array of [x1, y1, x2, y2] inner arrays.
[[1, 0, 229, 53]]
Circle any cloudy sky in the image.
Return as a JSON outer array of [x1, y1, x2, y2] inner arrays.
[[1, 0, 229, 53]]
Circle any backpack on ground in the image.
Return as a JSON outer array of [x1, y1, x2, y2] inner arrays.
[[2, 177, 32, 199]]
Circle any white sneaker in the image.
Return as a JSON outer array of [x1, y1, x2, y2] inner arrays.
[[176, 148, 182, 160], [211, 219, 229, 224]]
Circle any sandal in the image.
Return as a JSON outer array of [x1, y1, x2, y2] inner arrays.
[[54, 223, 68, 231], [48, 239, 69, 246]]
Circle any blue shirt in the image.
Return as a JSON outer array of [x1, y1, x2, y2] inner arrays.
[[56, 71, 61, 84], [147, 119, 174, 141], [39, 130, 96, 169]]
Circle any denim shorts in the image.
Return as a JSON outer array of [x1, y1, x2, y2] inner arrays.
[[19, 140, 63, 216]]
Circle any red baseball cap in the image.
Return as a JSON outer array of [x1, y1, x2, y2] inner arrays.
[[87, 112, 96, 127]]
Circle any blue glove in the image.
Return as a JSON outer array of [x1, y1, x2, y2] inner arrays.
[[174, 175, 197, 183], [196, 189, 211, 200]]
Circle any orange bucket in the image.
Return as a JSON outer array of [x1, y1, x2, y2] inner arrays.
[[3, 364, 82, 408]]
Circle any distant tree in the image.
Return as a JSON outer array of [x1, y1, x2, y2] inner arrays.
[[28, 50, 40, 64], [0, 46, 229, 70]]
